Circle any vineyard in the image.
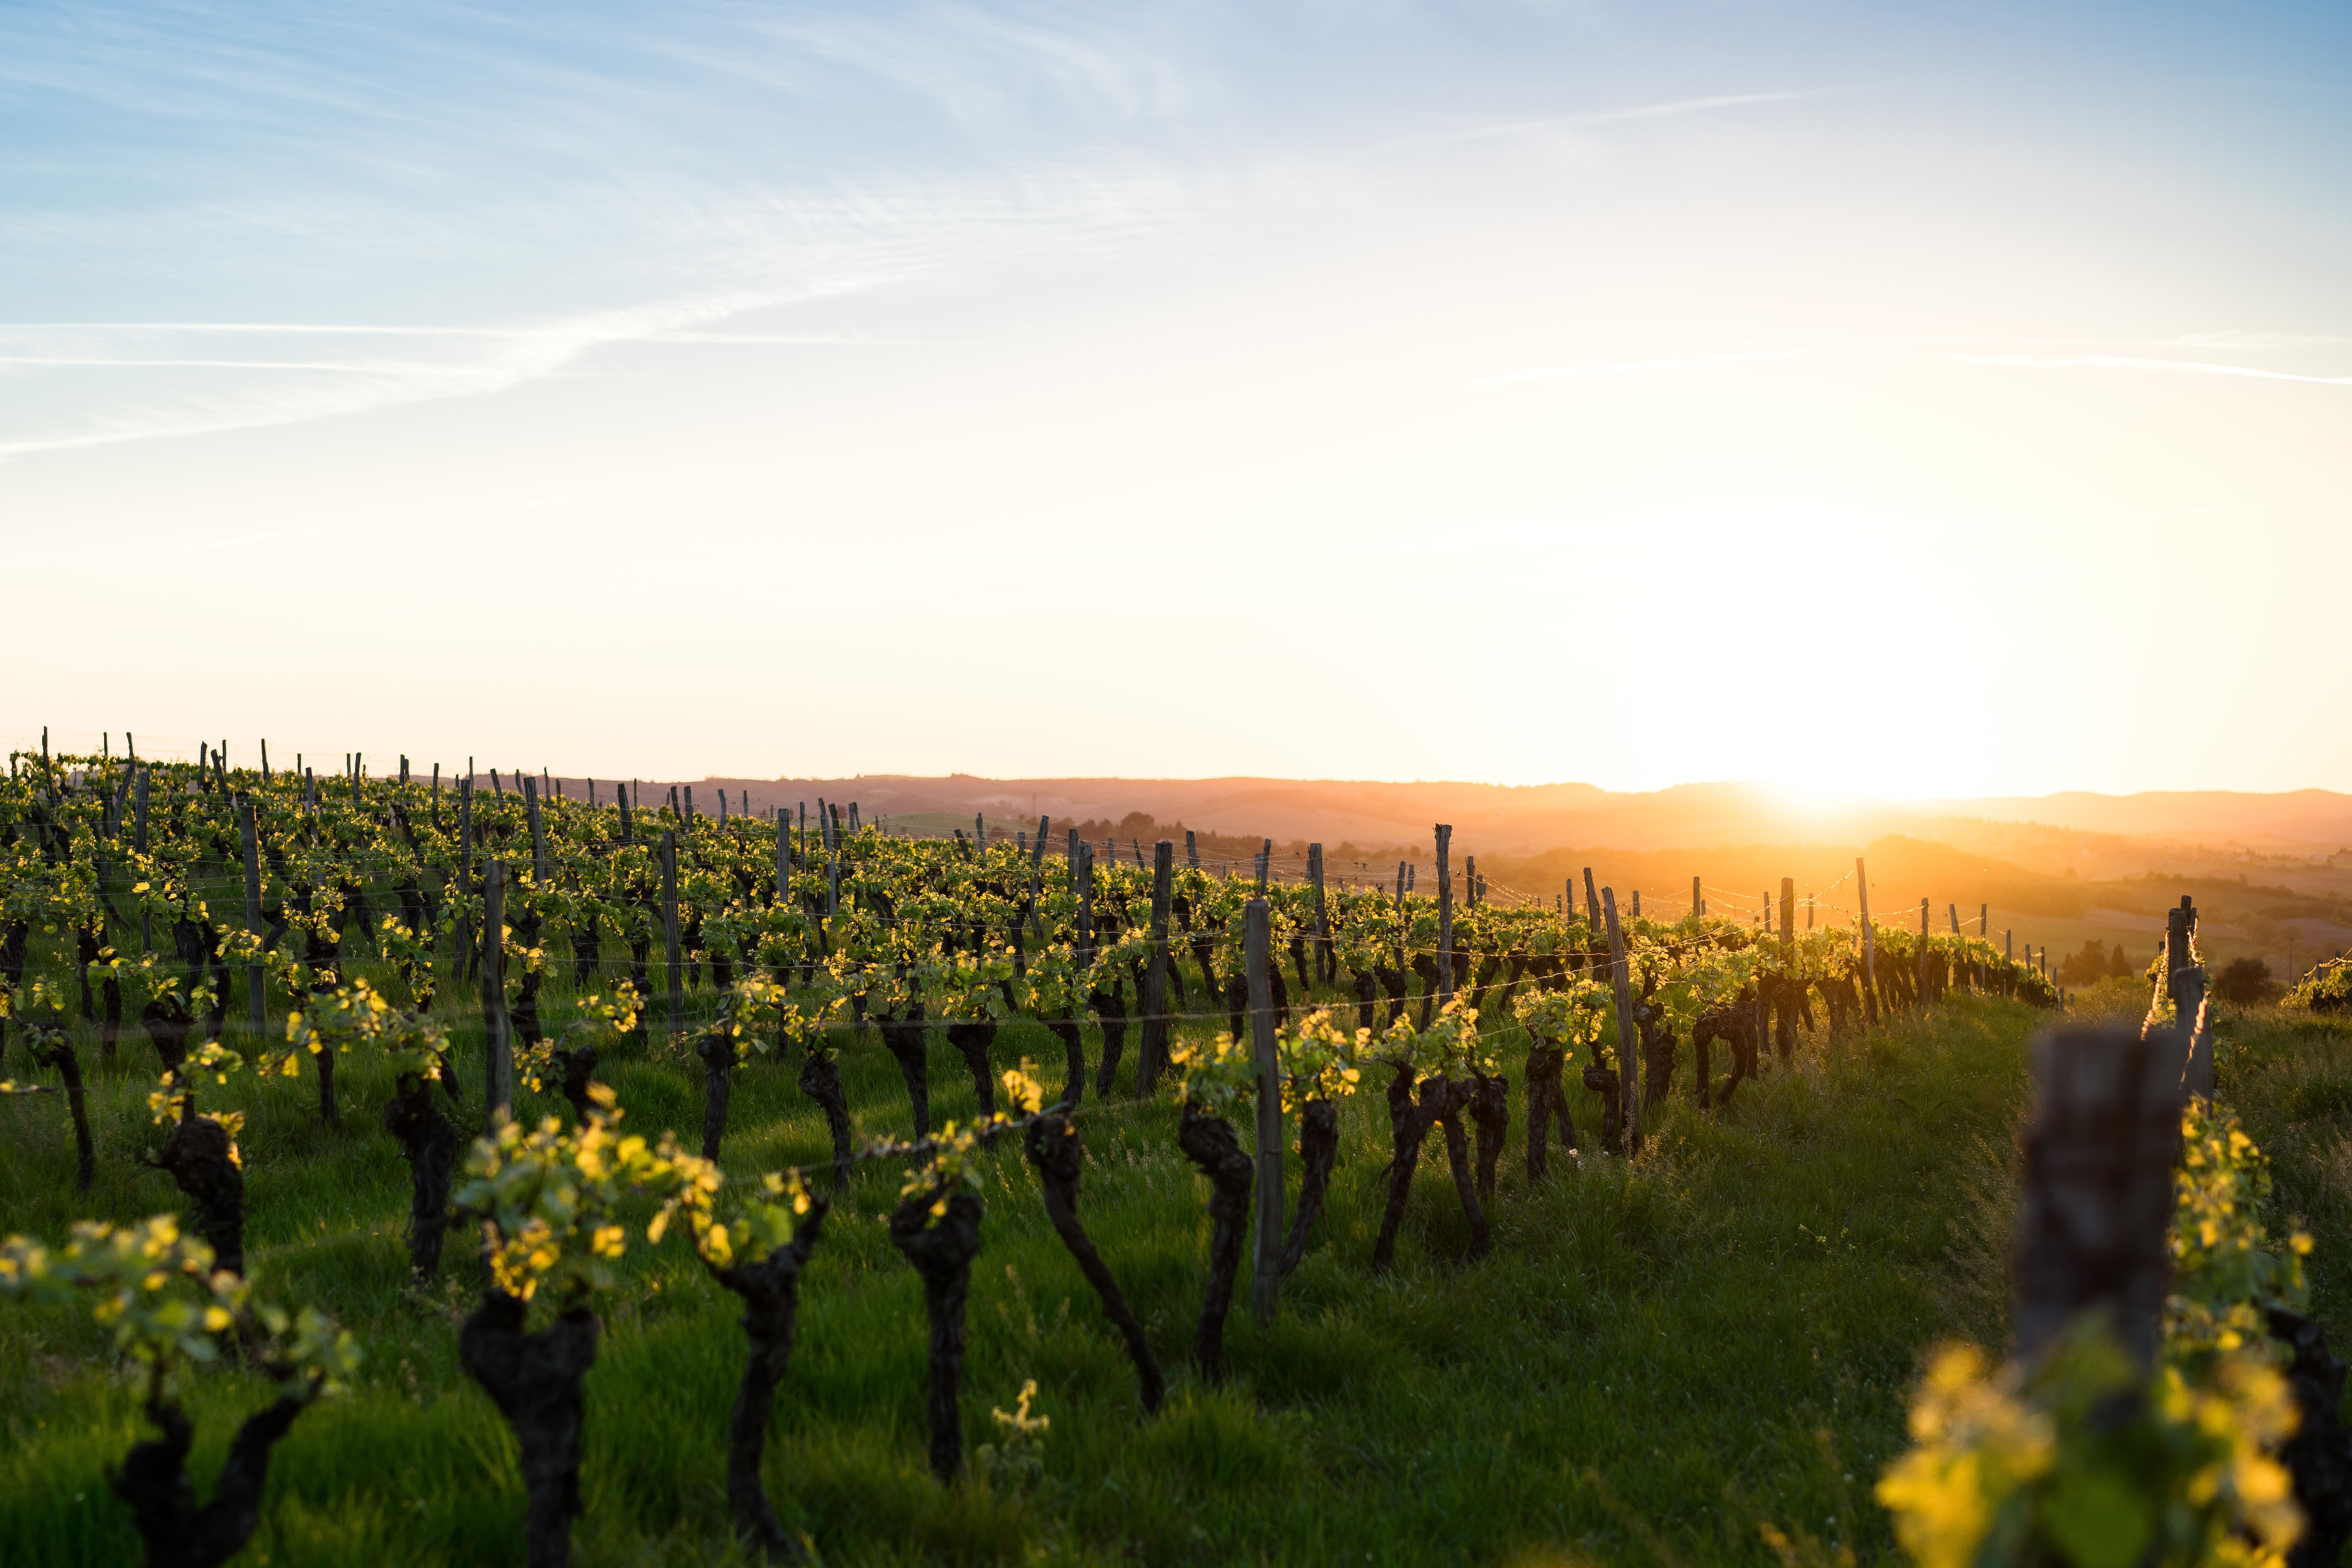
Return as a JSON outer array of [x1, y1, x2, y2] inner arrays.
[[0, 742, 2300, 1568]]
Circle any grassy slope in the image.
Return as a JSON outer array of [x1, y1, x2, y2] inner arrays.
[[2208, 1005, 2352, 1356], [0, 987, 2040, 1567]]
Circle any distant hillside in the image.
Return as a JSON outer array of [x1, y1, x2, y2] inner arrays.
[[542, 774, 2350, 874]]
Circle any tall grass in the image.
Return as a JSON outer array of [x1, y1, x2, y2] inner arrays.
[[0, 992, 2039, 1565]]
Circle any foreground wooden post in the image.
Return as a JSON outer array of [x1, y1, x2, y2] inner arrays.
[[1603, 888, 1641, 1153], [1247, 898, 1283, 1326], [2015, 1021, 2184, 1364], [239, 800, 265, 1042], [1139, 841, 1174, 1092], [1692, 875, 1703, 918], [1780, 877, 1795, 956], [483, 860, 513, 1116], [663, 831, 683, 1038]]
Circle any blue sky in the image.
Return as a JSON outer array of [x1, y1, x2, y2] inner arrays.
[[5, 2, 2349, 794]]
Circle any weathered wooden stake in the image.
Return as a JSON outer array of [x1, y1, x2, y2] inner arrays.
[[1602, 888, 1641, 1152], [483, 860, 513, 1116], [1435, 825, 1455, 1006], [524, 775, 548, 884], [239, 800, 265, 1042], [1309, 843, 1331, 983], [786, 804, 804, 902], [2015, 1022, 2184, 1364], [1856, 856, 1878, 1027], [1139, 841, 1173, 1092], [1780, 877, 1795, 955], [1247, 898, 1283, 1327], [1692, 875, 1703, 917], [663, 831, 683, 1038]]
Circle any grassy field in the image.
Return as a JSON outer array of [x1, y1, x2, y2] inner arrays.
[[2209, 1002, 2352, 1356], [0, 985, 2050, 1566]]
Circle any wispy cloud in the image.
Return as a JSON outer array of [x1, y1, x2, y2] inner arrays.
[[9, 494, 586, 566], [1496, 349, 1819, 384], [1392, 90, 1826, 153], [1948, 354, 2352, 387], [0, 291, 772, 460]]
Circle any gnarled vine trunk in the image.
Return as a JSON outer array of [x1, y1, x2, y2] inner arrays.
[[1045, 1015, 1086, 1110], [112, 1393, 311, 1568], [1175, 1100, 1254, 1379], [946, 1020, 997, 1117], [383, 1076, 459, 1280], [888, 1188, 985, 1481], [1278, 1096, 1341, 1277], [459, 1293, 599, 1568], [796, 1051, 853, 1191], [1523, 1043, 1575, 1179], [879, 1006, 930, 1138], [1025, 1113, 1163, 1411], [152, 1112, 245, 1276], [698, 1025, 736, 1161], [712, 1200, 830, 1558], [1469, 1070, 1509, 1205]]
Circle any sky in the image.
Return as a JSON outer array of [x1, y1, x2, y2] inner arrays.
[[4, 1, 2349, 799]]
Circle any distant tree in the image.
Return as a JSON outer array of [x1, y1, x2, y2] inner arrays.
[[2058, 939, 2120, 986], [2109, 942, 2135, 979], [2213, 956, 2283, 1007], [1117, 810, 1156, 836]]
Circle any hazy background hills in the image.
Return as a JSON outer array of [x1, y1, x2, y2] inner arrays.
[[499, 771, 2352, 986]]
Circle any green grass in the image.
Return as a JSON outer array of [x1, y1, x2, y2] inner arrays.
[[2207, 1003, 2352, 1355], [0, 983, 2045, 1566]]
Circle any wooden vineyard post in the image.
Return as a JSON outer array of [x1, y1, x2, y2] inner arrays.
[[1139, 841, 1174, 1092], [1186, 830, 1198, 868], [1435, 825, 1454, 1007], [483, 859, 513, 1117], [662, 830, 683, 1039], [1395, 861, 1409, 978], [1780, 877, 1795, 956], [1856, 856, 1878, 1027], [460, 778, 475, 875], [455, 778, 477, 979], [135, 768, 152, 952], [1309, 842, 1331, 984], [773, 805, 788, 904], [2015, 1022, 2184, 1364], [1603, 888, 1641, 1153], [619, 781, 635, 843], [1919, 896, 1931, 999], [1583, 867, 1601, 938], [2165, 900, 2192, 1015], [239, 800, 265, 1042], [1247, 898, 1283, 1326], [525, 775, 548, 884]]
